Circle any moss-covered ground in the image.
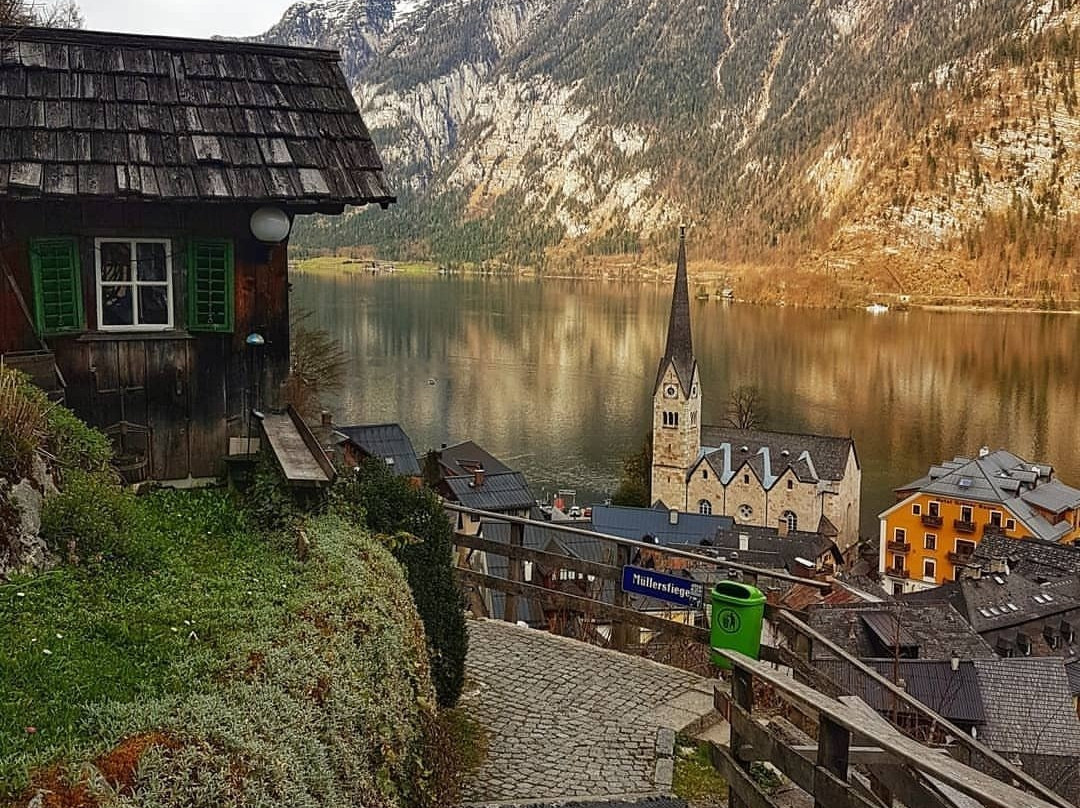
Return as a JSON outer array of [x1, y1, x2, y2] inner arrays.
[[0, 492, 448, 807]]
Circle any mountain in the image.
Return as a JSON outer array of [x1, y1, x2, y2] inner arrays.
[[260, 0, 1080, 304]]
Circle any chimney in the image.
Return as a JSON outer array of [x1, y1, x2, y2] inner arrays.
[[979, 446, 990, 458], [778, 516, 789, 538], [473, 467, 485, 488], [950, 651, 960, 672], [988, 557, 1007, 575], [320, 410, 332, 427]]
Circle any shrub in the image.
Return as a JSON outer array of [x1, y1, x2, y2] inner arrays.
[[329, 459, 467, 707], [0, 367, 46, 481], [39, 470, 137, 564]]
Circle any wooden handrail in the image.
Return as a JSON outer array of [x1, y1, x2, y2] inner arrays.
[[772, 610, 1075, 808], [715, 648, 1066, 808], [444, 503, 832, 590]]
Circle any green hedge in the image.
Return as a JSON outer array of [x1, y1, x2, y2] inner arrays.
[[329, 458, 468, 708]]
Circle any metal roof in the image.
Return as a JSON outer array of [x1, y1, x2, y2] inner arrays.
[[815, 659, 986, 725], [437, 440, 512, 477], [1020, 480, 1080, 515], [444, 471, 534, 512], [335, 423, 420, 476], [974, 533, 1080, 582], [589, 504, 734, 547], [861, 611, 920, 651], [0, 26, 392, 208]]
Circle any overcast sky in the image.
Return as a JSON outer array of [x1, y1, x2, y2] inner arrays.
[[79, 0, 297, 38]]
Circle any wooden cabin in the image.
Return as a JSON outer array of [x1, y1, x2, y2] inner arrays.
[[0, 27, 392, 481]]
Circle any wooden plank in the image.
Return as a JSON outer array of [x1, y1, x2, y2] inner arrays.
[[442, 503, 832, 590], [713, 650, 1063, 808], [712, 744, 781, 808], [612, 543, 631, 651], [187, 335, 228, 478], [774, 611, 1072, 808], [116, 339, 148, 460], [287, 405, 335, 481], [260, 411, 332, 486], [145, 339, 190, 479], [453, 568, 711, 644], [505, 521, 523, 625], [453, 532, 623, 582]]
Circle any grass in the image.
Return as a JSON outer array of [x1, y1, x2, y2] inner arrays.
[[293, 256, 439, 274], [673, 736, 727, 805], [0, 488, 301, 798]]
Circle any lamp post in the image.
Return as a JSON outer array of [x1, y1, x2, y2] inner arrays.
[[245, 332, 265, 456]]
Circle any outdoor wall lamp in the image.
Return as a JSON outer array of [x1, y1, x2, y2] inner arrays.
[[250, 206, 292, 243]]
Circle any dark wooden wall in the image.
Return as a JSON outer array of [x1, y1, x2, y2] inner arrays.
[[0, 201, 291, 480]]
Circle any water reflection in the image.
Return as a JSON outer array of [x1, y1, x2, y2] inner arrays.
[[293, 271, 1080, 538]]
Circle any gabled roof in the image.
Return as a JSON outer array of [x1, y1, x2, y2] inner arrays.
[[588, 504, 734, 547], [972, 657, 1080, 755], [444, 471, 533, 512], [937, 571, 1080, 635], [335, 423, 419, 476], [807, 602, 995, 661], [1019, 480, 1080, 515], [437, 440, 512, 477], [654, 227, 695, 397], [698, 426, 855, 484], [973, 533, 1080, 582], [710, 524, 841, 572], [0, 27, 392, 209]]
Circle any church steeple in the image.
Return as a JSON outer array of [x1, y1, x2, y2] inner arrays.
[[655, 225, 695, 395]]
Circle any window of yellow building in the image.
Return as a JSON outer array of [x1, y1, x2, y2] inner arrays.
[[924, 533, 937, 550], [923, 559, 936, 579]]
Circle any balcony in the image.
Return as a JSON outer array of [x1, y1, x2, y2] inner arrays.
[[887, 568, 910, 579], [953, 519, 976, 534], [947, 552, 974, 566], [887, 540, 911, 554], [982, 523, 1005, 537], [921, 514, 944, 528]]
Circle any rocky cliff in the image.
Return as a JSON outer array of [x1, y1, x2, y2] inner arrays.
[[261, 0, 1080, 301]]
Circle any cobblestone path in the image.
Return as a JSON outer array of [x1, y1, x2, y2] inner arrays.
[[461, 618, 718, 807]]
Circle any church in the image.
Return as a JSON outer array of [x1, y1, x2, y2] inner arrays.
[[650, 229, 862, 554]]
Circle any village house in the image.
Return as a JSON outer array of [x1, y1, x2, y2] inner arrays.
[[0, 27, 391, 481], [649, 228, 862, 554], [430, 440, 534, 535], [878, 448, 1080, 594], [335, 422, 420, 478]]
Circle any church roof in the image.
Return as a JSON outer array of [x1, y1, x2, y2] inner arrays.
[[697, 426, 857, 484], [654, 227, 695, 396]]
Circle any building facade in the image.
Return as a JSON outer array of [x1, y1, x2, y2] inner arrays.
[[649, 229, 862, 553], [879, 449, 1080, 594]]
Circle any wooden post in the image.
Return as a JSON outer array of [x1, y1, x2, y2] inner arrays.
[[505, 521, 524, 625], [728, 665, 754, 808], [613, 543, 630, 650], [815, 715, 851, 808]]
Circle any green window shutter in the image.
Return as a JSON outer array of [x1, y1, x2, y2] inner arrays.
[[187, 239, 234, 333], [30, 238, 83, 335]]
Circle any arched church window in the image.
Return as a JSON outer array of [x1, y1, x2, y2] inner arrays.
[[781, 510, 798, 532], [698, 499, 712, 515]]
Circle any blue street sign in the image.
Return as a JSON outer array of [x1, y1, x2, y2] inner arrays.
[[621, 565, 703, 608]]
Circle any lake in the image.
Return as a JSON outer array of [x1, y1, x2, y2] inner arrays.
[[292, 270, 1080, 538]]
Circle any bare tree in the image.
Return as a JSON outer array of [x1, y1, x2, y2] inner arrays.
[[283, 308, 347, 419], [0, 0, 83, 27], [723, 384, 768, 430]]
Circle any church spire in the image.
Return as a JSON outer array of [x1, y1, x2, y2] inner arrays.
[[656, 225, 695, 395]]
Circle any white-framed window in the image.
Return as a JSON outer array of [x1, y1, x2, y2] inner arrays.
[[781, 510, 798, 532], [924, 533, 937, 550], [894, 527, 906, 542], [698, 499, 712, 515], [1005, 518, 1016, 530], [923, 559, 936, 580], [927, 501, 940, 517], [990, 510, 1003, 527], [95, 238, 173, 331], [912, 503, 922, 515]]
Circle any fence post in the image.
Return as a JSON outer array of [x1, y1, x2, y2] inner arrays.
[[613, 543, 630, 650], [728, 665, 754, 808], [505, 520, 524, 624], [815, 714, 851, 808]]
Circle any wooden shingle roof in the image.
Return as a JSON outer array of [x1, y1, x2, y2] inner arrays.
[[0, 27, 393, 210]]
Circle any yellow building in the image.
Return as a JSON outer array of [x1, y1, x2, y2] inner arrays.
[[879, 448, 1080, 594]]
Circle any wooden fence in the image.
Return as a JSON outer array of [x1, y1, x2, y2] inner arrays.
[[447, 504, 1074, 808]]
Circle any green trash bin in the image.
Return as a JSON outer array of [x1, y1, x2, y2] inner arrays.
[[710, 580, 766, 669]]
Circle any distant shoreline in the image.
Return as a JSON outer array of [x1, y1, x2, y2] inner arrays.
[[290, 258, 1080, 314]]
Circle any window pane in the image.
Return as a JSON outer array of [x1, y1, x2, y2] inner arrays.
[[100, 242, 131, 282], [101, 284, 133, 326], [137, 242, 167, 281], [139, 286, 169, 325]]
